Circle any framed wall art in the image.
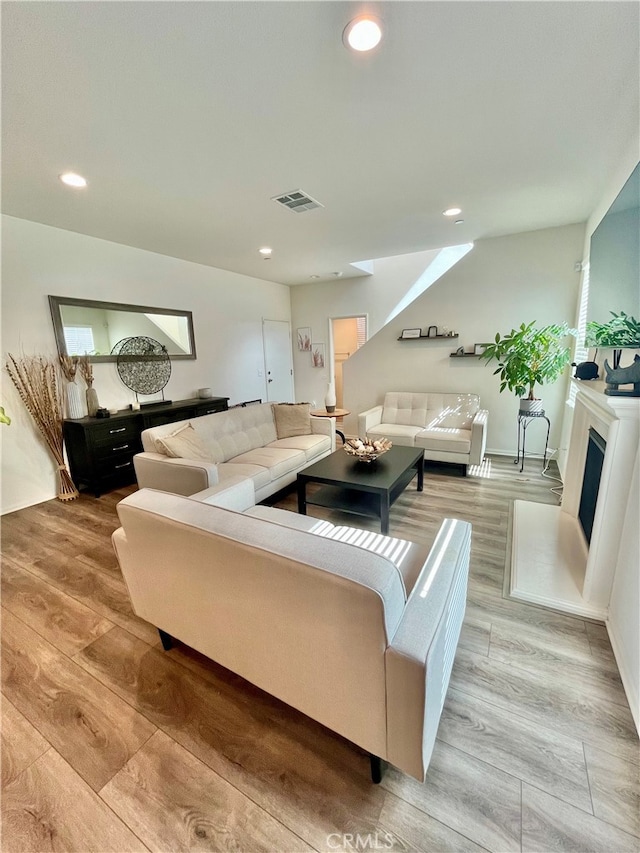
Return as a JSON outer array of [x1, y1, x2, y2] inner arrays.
[[311, 343, 325, 368], [297, 327, 312, 351]]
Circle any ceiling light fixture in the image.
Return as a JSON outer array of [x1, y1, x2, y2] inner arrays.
[[343, 16, 383, 52], [455, 219, 464, 225], [59, 172, 87, 188], [443, 207, 462, 217], [259, 247, 272, 255]]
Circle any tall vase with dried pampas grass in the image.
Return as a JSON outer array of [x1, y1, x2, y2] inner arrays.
[[59, 354, 84, 419], [6, 354, 79, 501]]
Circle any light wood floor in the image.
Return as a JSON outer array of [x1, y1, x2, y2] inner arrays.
[[1, 455, 638, 852]]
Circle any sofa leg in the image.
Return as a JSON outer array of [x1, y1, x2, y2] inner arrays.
[[158, 629, 174, 651], [369, 754, 385, 783]]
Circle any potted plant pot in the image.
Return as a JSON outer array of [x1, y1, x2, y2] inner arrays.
[[519, 398, 544, 414]]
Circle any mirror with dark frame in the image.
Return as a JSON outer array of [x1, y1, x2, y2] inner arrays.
[[48, 296, 196, 362], [587, 162, 640, 325]]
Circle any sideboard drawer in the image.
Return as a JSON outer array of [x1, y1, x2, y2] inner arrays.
[[92, 420, 140, 447]]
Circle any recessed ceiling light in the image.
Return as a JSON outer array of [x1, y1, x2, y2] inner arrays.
[[343, 16, 383, 52], [455, 219, 464, 225], [443, 207, 462, 217], [309, 275, 320, 279], [59, 172, 87, 188], [259, 247, 272, 255]]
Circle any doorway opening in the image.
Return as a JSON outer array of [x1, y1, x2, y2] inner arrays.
[[329, 316, 367, 409]]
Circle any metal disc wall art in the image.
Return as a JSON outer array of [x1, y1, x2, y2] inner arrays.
[[111, 336, 171, 402]]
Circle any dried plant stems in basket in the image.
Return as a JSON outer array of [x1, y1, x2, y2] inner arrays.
[[6, 354, 79, 501], [344, 436, 392, 462]]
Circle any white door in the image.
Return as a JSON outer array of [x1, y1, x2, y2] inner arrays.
[[263, 319, 294, 402]]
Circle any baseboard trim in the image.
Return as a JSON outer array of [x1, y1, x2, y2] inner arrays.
[[607, 618, 640, 736]]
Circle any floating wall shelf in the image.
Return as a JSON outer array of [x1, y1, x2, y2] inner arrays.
[[397, 334, 459, 341], [450, 352, 481, 358]]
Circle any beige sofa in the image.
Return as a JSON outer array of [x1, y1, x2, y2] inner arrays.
[[359, 392, 488, 471], [133, 402, 335, 500], [112, 478, 472, 783]]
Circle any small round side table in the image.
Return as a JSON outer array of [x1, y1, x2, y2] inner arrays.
[[310, 408, 350, 444]]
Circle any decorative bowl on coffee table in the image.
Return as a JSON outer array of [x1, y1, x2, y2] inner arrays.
[[344, 437, 392, 463]]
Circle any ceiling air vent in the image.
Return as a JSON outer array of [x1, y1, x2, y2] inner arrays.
[[271, 190, 324, 213]]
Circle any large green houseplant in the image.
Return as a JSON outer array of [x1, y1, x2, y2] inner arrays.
[[480, 321, 576, 412]]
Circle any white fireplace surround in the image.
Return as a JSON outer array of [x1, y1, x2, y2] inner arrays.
[[511, 379, 640, 731]]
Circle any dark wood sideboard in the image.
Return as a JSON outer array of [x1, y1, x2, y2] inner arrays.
[[63, 396, 229, 496]]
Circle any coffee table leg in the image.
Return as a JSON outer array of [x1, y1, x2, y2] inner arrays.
[[416, 456, 424, 491], [297, 477, 307, 515], [380, 495, 390, 535]]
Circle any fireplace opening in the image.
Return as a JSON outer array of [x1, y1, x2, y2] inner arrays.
[[578, 428, 606, 545]]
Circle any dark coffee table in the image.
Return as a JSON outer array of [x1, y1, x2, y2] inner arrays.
[[297, 445, 424, 534]]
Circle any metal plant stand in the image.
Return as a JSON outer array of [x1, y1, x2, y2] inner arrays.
[[515, 409, 551, 472]]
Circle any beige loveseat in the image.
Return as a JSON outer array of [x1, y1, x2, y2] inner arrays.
[[359, 392, 488, 471], [112, 477, 472, 782], [133, 402, 335, 500]]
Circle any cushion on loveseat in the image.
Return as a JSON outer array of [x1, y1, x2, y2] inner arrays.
[[424, 393, 480, 428], [382, 393, 430, 427]]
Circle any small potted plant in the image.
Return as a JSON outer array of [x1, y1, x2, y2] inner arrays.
[[480, 321, 576, 412]]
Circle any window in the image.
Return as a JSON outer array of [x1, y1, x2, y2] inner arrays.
[[63, 325, 95, 356]]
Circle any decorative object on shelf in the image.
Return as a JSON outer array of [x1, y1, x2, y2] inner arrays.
[[112, 336, 172, 405], [474, 343, 488, 355], [325, 381, 337, 413], [297, 327, 312, 351], [6, 354, 79, 501], [344, 436, 392, 463], [78, 354, 99, 416], [480, 321, 576, 411], [398, 331, 459, 341], [59, 354, 84, 419], [573, 359, 599, 380], [311, 343, 325, 368], [603, 354, 640, 397], [401, 328, 422, 339], [585, 311, 640, 370], [450, 347, 480, 358], [197, 387, 212, 399], [426, 325, 438, 338]]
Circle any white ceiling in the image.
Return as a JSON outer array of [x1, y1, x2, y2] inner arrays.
[[2, 2, 638, 286]]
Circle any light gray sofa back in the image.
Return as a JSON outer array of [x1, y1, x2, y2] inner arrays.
[[113, 488, 407, 759], [141, 402, 278, 461], [382, 391, 480, 429]]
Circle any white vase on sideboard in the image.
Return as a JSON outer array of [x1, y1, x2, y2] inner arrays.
[[65, 382, 84, 419]]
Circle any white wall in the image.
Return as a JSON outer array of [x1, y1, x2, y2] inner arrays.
[[291, 248, 441, 407], [342, 224, 586, 454], [1, 216, 290, 513]]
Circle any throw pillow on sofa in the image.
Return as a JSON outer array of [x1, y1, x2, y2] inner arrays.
[[155, 423, 216, 461], [272, 403, 311, 439]]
